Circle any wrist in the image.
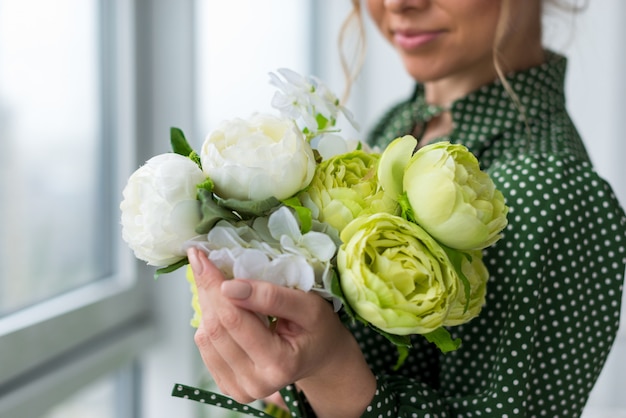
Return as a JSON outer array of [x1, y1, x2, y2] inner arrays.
[[296, 333, 376, 418]]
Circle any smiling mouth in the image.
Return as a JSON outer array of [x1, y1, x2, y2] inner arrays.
[[393, 30, 443, 50]]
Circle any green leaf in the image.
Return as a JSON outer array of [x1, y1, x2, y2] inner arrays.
[[424, 327, 462, 353], [171, 127, 202, 168], [196, 190, 282, 233], [376, 328, 411, 348], [330, 269, 358, 319], [195, 188, 239, 234], [282, 197, 312, 233], [368, 327, 412, 370], [216, 195, 281, 218], [393, 345, 410, 371], [170, 127, 194, 156], [154, 257, 189, 280]]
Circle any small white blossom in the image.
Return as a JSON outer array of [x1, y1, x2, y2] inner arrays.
[[269, 68, 359, 137], [191, 207, 338, 299]]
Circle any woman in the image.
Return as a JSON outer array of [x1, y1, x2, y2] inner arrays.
[[188, 0, 626, 416]]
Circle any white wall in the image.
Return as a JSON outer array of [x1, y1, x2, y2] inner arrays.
[[549, 1, 626, 206], [547, 2, 626, 416]]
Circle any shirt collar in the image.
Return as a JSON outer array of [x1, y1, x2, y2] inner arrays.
[[443, 50, 568, 152], [367, 50, 569, 151]]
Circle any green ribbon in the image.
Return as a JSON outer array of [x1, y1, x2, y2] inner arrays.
[[171, 383, 309, 418]]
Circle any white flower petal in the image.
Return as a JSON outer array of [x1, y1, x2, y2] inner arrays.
[[232, 249, 271, 280], [316, 134, 350, 160], [268, 207, 301, 241], [300, 232, 337, 262], [340, 105, 360, 131], [277, 67, 309, 88], [120, 153, 206, 266], [206, 248, 237, 279], [207, 224, 250, 249], [200, 113, 316, 201], [267, 255, 315, 291]]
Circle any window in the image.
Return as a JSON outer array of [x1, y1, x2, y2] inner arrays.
[[0, 1, 152, 416], [194, 0, 311, 142], [43, 372, 118, 418], [0, 0, 109, 316]]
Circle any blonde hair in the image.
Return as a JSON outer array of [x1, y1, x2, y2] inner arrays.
[[494, 0, 587, 136], [492, 0, 526, 128], [339, 0, 366, 103]]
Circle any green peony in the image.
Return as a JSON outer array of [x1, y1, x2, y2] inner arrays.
[[337, 213, 459, 335], [299, 150, 398, 234], [404, 142, 508, 251], [377, 135, 417, 201]]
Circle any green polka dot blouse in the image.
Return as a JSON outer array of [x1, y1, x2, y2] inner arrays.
[[352, 51, 626, 417]]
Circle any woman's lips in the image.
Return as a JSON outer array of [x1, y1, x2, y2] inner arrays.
[[393, 30, 443, 50]]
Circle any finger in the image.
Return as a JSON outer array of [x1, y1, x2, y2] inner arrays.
[[217, 280, 338, 377], [212, 299, 301, 395], [194, 326, 256, 404], [222, 279, 331, 331], [189, 247, 242, 358], [188, 248, 257, 383], [187, 247, 225, 307], [197, 308, 287, 401]]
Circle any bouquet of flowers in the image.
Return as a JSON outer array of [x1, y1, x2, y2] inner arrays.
[[120, 68, 508, 417]]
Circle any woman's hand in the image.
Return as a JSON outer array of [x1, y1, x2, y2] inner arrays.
[[188, 247, 376, 418]]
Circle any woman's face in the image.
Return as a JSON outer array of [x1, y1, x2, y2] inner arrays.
[[366, 0, 510, 83]]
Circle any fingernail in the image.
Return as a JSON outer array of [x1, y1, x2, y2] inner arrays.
[[221, 280, 252, 300], [187, 247, 204, 275]]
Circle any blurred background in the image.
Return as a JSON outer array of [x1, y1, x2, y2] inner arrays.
[[0, 1, 624, 417]]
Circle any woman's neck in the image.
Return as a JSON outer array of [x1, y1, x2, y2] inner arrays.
[[417, 43, 544, 148], [424, 48, 545, 107]]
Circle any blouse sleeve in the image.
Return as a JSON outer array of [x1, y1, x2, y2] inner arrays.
[[353, 152, 626, 418]]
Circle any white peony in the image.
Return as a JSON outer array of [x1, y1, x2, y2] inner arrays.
[[200, 113, 316, 202], [120, 153, 206, 266]]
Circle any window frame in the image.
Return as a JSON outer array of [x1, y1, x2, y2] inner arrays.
[[0, 0, 154, 416]]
